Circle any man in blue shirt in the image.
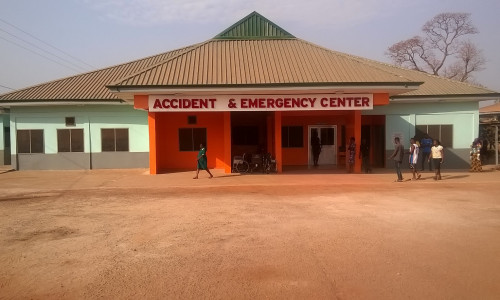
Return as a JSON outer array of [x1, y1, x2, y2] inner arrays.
[[420, 134, 433, 171]]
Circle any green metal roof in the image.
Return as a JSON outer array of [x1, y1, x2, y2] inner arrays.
[[214, 11, 295, 40]]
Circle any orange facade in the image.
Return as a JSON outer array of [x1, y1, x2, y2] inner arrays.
[[137, 93, 389, 174]]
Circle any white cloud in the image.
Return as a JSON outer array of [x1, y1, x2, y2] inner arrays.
[[80, 0, 413, 28]]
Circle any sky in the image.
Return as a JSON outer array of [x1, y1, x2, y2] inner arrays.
[[1, 0, 500, 101]]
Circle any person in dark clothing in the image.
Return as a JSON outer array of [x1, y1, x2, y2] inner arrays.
[[193, 143, 213, 179], [359, 138, 371, 173], [480, 137, 488, 164], [389, 137, 404, 182], [311, 130, 321, 166], [420, 133, 432, 171]]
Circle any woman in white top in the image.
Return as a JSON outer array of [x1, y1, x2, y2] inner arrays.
[[409, 138, 421, 180], [428, 139, 444, 180]]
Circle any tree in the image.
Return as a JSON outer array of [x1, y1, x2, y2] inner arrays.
[[386, 12, 485, 82]]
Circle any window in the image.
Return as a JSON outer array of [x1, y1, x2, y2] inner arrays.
[[187, 116, 197, 125], [65, 117, 76, 126], [282, 126, 303, 148], [232, 126, 259, 145], [101, 128, 129, 152], [320, 128, 335, 145], [57, 129, 84, 152], [17, 129, 44, 153], [415, 124, 453, 148], [179, 128, 207, 151]]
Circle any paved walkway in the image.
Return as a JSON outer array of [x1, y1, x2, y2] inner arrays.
[[1, 165, 499, 193]]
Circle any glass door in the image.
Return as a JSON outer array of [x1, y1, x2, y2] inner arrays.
[[308, 126, 337, 165]]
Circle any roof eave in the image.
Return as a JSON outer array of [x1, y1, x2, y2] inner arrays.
[[107, 82, 422, 102], [107, 82, 421, 92], [390, 93, 500, 103], [0, 99, 127, 108]]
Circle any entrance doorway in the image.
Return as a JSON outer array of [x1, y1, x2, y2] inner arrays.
[[308, 126, 337, 166], [230, 112, 270, 160]]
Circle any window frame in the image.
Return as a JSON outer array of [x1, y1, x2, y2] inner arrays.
[[65, 117, 76, 127], [415, 124, 453, 148], [179, 128, 207, 152], [101, 128, 129, 152], [57, 128, 84, 153], [16, 129, 44, 154], [282, 126, 304, 148]]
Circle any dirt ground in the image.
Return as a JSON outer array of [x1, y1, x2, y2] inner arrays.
[[1, 167, 499, 299]]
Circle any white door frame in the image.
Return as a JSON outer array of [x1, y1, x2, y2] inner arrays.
[[307, 125, 337, 166]]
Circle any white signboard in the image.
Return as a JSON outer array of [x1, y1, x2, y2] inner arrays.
[[148, 94, 373, 112]]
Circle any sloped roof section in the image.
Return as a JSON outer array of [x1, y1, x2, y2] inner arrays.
[[214, 11, 295, 39], [480, 102, 500, 113], [109, 38, 414, 87], [0, 45, 198, 102], [335, 52, 499, 98], [1, 11, 498, 104]]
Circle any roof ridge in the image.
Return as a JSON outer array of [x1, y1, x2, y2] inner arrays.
[[107, 41, 209, 87], [296, 38, 417, 84], [213, 11, 295, 40], [0, 44, 197, 99]]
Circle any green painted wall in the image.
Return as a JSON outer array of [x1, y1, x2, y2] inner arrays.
[[363, 101, 479, 149], [10, 105, 149, 155]]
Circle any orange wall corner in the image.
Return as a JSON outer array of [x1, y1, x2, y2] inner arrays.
[[134, 95, 149, 110], [373, 93, 389, 106]]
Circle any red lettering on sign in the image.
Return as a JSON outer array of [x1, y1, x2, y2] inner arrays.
[[267, 98, 275, 108], [162, 99, 170, 108], [153, 99, 162, 109], [276, 98, 283, 108], [209, 99, 216, 108], [362, 97, 369, 106]]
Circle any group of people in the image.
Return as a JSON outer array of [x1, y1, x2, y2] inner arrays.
[[194, 134, 485, 179], [344, 134, 444, 181], [388, 136, 444, 182]]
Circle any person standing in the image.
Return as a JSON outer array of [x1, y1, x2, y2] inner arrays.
[[311, 130, 322, 167], [469, 138, 482, 172], [480, 136, 488, 164], [428, 139, 444, 180], [359, 138, 371, 173], [409, 138, 421, 180], [389, 137, 404, 182], [347, 137, 356, 173], [193, 143, 213, 179], [420, 134, 433, 171]]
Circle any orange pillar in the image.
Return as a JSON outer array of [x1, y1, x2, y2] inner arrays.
[[354, 110, 362, 173], [274, 111, 283, 173], [223, 112, 232, 173], [148, 112, 158, 175]]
